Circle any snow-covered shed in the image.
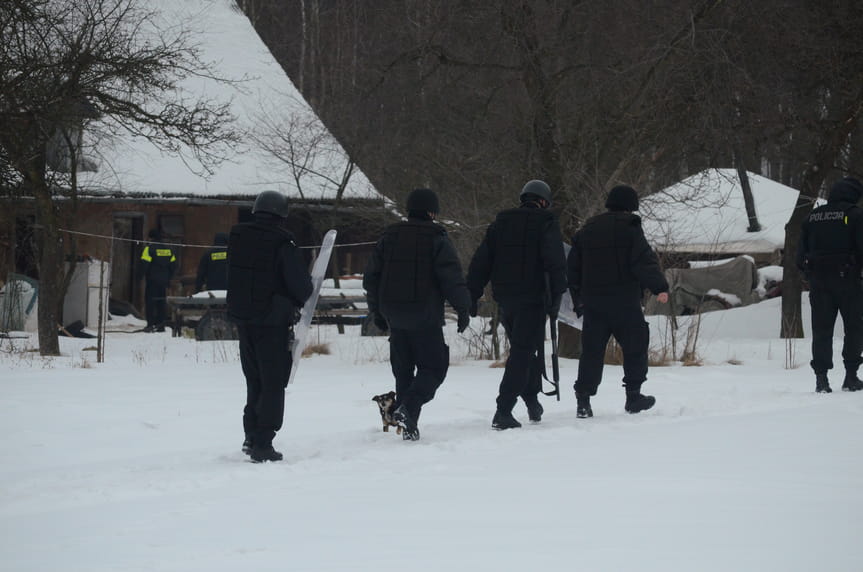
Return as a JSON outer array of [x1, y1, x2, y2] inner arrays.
[[640, 169, 801, 266]]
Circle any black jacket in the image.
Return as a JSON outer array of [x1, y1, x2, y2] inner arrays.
[[364, 217, 471, 330], [226, 216, 313, 326], [797, 185, 863, 279], [196, 232, 229, 291], [467, 204, 567, 308], [568, 211, 668, 306], [139, 242, 176, 287]]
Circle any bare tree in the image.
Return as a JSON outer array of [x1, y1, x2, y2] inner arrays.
[[0, 0, 238, 355], [241, 0, 863, 349]]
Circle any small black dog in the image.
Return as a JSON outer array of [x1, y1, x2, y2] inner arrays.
[[372, 391, 402, 435]]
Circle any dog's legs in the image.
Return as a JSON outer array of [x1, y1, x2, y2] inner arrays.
[[383, 425, 389, 432]]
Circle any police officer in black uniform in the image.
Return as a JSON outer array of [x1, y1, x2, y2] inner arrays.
[[797, 176, 863, 394], [195, 232, 228, 292], [139, 228, 176, 332], [363, 188, 471, 441], [467, 180, 567, 430], [568, 185, 669, 418], [227, 191, 312, 462]]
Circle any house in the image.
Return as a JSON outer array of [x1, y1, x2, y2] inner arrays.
[[640, 168, 802, 267], [0, 0, 391, 319]]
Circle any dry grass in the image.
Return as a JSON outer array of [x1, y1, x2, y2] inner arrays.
[[604, 340, 673, 367], [727, 358, 743, 366], [648, 348, 673, 367], [603, 340, 623, 365], [489, 359, 506, 368], [302, 343, 331, 357]]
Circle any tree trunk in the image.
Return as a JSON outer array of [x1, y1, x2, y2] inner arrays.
[[504, 2, 564, 193], [734, 147, 761, 232], [780, 205, 808, 339], [298, 0, 306, 94], [32, 180, 62, 355]]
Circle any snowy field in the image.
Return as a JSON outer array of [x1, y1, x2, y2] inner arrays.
[[1, 297, 861, 572]]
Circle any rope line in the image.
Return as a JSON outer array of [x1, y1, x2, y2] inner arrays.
[[57, 228, 376, 249]]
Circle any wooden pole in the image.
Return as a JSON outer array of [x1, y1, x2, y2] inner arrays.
[[97, 260, 106, 363]]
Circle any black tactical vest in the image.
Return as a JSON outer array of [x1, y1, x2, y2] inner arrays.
[[379, 221, 440, 305], [490, 208, 552, 298], [579, 212, 637, 293], [226, 222, 292, 322], [804, 203, 857, 273]]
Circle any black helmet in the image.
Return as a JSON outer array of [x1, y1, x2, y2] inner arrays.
[[406, 188, 440, 214], [252, 190, 289, 218], [605, 185, 639, 212], [519, 180, 552, 205]]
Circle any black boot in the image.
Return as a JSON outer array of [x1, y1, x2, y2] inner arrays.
[[242, 433, 254, 455], [250, 443, 283, 463], [393, 405, 420, 441], [576, 394, 593, 418], [625, 391, 656, 414], [525, 398, 543, 423], [492, 410, 522, 430], [842, 372, 863, 392], [816, 374, 832, 394]]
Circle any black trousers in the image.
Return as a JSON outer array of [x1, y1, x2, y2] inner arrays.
[[808, 274, 863, 374], [238, 323, 293, 445], [575, 300, 649, 396], [144, 281, 168, 328], [497, 303, 545, 413], [389, 326, 449, 422]]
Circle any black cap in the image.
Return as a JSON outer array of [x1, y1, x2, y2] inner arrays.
[[519, 180, 552, 205], [828, 177, 863, 204], [605, 185, 639, 212], [406, 188, 440, 214]]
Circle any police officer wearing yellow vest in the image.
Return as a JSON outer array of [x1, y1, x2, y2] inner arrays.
[[227, 191, 312, 462], [139, 228, 177, 332], [195, 232, 228, 292], [467, 180, 568, 430], [797, 176, 863, 394]]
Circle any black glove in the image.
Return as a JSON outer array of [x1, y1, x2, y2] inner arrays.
[[571, 291, 584, 318], [568, 288, 584, 318], [292, 307, 303, 325], [373, 313, 388, 332], [457, 311, 470, 333], [469, 299, 478, 317]]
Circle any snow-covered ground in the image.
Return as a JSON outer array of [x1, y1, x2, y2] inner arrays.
[[1, 297, 861, 572]]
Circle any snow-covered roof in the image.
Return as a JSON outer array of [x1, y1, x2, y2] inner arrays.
[[78, 0, 381, 203], [641, 169, 801, 254]]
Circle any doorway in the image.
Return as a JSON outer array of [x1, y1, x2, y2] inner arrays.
[[112, 214, 143, 311]]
